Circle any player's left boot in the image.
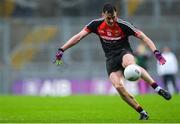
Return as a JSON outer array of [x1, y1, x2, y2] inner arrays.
[[158, 89, 172, 100], [139, 112, 149, 120]]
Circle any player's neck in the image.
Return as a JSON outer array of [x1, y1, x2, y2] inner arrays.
[[104, 21, 115, 27]]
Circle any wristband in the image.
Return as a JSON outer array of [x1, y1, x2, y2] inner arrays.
[[58, 48, 64, 52]]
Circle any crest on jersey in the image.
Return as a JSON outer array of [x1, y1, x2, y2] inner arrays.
[[107, 31, 112, 36]]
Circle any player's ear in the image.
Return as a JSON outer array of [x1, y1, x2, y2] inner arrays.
[[102, 12, 105, 18]]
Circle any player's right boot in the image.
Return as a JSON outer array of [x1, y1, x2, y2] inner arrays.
[[139, 112, 149, 120], [158, 89, 172, 100]]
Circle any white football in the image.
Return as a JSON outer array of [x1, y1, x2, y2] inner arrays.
[[124, 64, 141, 81]]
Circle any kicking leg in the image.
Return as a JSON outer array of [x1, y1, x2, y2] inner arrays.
[[122, 53, 172, 100]]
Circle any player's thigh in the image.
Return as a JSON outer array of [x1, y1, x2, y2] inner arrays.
[[122, 53, 136, 68], [109, 71, 124, 88]]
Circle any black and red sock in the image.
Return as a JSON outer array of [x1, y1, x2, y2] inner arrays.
[[151, 82, 158, 89], [136, 106, 143, 113], [151, 82, 162, 92]]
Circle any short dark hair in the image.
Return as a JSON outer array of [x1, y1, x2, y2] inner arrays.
[[103, 3, 116, 14]]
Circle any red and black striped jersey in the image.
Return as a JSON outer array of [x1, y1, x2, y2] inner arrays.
[[85, 18, 139, 58]]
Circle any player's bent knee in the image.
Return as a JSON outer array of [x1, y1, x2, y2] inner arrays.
[[123, 62, 136, 68], [112, 82, 124, 89]]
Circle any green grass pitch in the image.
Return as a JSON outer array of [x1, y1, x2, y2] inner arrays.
[[0, 94, 180, 123]]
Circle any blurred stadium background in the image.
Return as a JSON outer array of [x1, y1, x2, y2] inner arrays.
[[0, 0, 180, 96]]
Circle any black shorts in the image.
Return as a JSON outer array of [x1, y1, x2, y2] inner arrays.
[[106, 49, 133, 76]]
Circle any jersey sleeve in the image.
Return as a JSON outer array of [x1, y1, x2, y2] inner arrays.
[[124, 22, 139, 36], [85, 20, 99, 33], [117, 19, 139, 37]]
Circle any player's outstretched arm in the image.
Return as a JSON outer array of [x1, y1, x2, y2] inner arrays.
[[135, 30, 157, 52], [61, 28, 89, 51], [54, 29, 89, 65], [135, 30, 166, 65]]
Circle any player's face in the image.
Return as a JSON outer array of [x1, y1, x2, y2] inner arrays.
[[103, 11, 117, 26]]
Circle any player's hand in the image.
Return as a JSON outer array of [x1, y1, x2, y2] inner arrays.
[[154, 50, 166, 65], [53, 48, 64, 65]]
